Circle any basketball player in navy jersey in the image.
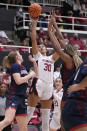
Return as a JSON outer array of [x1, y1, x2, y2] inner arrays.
[[48, 12, 83, 131], [61, 59, 87, 131], [27, 19, 60, 131], [0, 51, 37, 131]]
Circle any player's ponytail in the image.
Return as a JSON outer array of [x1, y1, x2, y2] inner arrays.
[[3, 51, 17, 68], [3, 56, 10, 68], [64, 44, 83, 69], [73, 54, 83, 69]]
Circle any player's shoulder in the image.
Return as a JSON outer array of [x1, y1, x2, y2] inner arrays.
[[46, 55, 54, 61], [11, 63, 20, 67], [11, 63, 20, 71]]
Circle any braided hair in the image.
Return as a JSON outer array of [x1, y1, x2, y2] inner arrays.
[[64, 44, 83, 69]]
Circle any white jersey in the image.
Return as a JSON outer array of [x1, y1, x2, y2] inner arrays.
[[50, 89, 63, 129], [34, 52, 54, 83], [53, 89, 63, 113]]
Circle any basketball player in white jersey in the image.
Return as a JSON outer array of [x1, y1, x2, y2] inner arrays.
[[50, 77, 63, 131], [27, 19, 60, 131]]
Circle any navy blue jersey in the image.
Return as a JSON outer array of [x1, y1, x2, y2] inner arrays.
[[61, 61, 76, 87], [6, 64, 28, 98], [68, 61, 87, 100], [61, 60, 76, 102], [61, 59, 87, 131]]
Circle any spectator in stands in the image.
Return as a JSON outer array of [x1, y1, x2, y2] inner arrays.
[[21, 38, 29, 46], [81, 39, 87, 59], [19, 38, 30, 53], [80, 0, 87, 11], [0, 31, 8, 39], [23, 0, 31, 6], [15, 7, 29, 41], [63, 33, 69, 44], [37, 38, 43, 46], [17, 0, 23, 5], [55, 8, 63, 29], [38, 28, 44, 37], [38, 13, 48, 28], [73, 0, 81, 17], [16, 7, 23, 27], [0, 66, 11, 90], [69, 33, 83, 49], [0, 66, 5, 88], [78, 11, 87, 30], [62, 0, 73, 16], [0, 83, 12, 131], [8, 0, 16, 4], [0, 31, 11, 45], [38, 28, 47, 42], [66, 11, 77, 29]]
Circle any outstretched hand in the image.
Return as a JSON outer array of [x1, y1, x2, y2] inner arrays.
[[50, 10, 56, 24], [48, 10, 56, 32]]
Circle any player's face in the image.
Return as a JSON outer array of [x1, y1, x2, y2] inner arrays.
[[40, 45, 47, 54], [0, 85, 7, 94], [16, 51, 23, 63], [54, 78, 63, 91], [38, 45, 42, 52]]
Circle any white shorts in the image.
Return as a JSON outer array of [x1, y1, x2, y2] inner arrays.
[[50, 112, 61, 130], [36, 79, 53, 100]]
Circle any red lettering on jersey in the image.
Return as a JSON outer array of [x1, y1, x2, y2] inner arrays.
[[44, 63, 51, 72]]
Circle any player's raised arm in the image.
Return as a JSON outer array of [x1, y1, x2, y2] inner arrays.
[[49, 11, 66, 48], [48, 20, 73, 68], [48, 17, 61, 53], [31, 19, 39, 55]]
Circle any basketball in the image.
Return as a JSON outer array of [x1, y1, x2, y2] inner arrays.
[[29, 3, 42, 18]]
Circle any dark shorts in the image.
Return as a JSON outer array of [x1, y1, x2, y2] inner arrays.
[[6, 95, 27, 116], [61, 99, 87, 131]]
